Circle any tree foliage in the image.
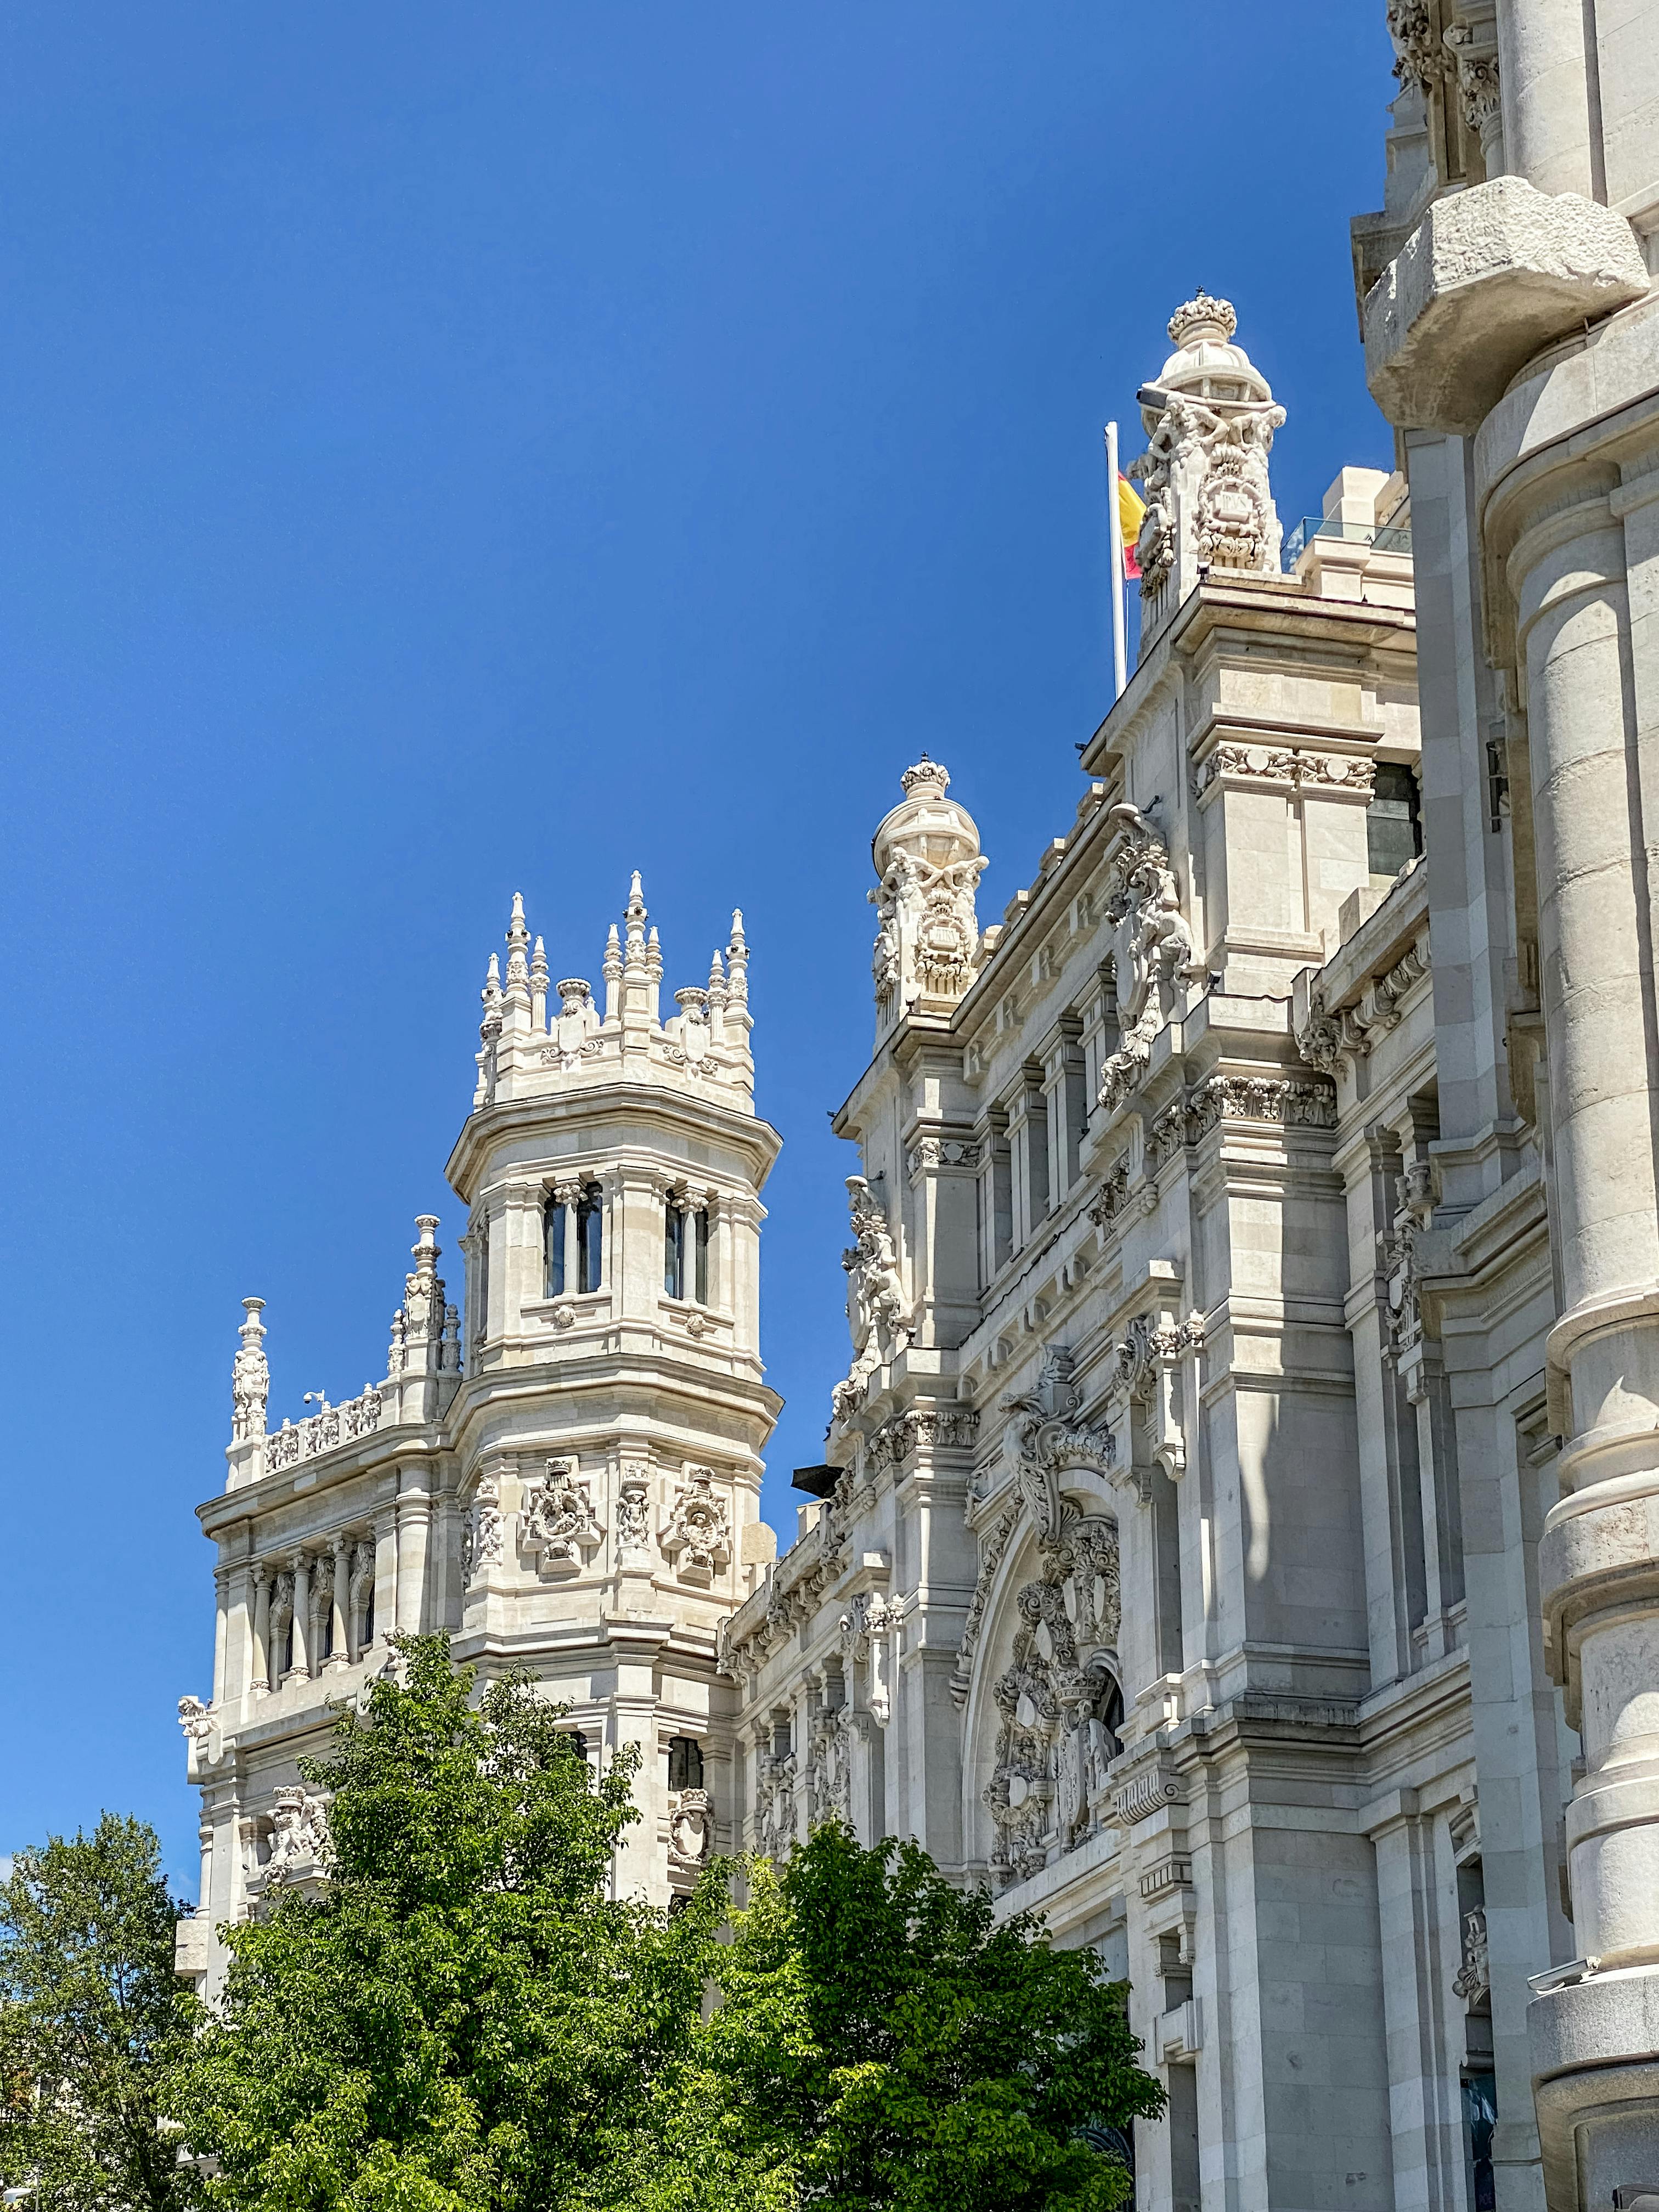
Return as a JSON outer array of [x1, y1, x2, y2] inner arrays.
[[670, 1825, 1164, 2212], [0, 1812, 201, 2212], [166, 1634, 1162, 2211]]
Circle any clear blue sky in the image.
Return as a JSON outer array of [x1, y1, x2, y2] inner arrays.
[[0, 2, 1395, 1892]]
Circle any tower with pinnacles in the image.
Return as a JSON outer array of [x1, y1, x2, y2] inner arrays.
[[178, 877, 780, 1994]]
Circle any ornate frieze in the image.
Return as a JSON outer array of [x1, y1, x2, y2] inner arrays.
[[1188, 1073, 1338, 1134], [906, 1133, 979, 1178], [865, 1406, 979, 1474], [1191, 745, 1376, 799]]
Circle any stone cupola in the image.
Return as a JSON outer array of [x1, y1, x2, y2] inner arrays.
[[868, 757, 989, 1040], [1130, 292, 1287, 641]]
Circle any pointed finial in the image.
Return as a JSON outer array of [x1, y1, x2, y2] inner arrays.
[[627, 871, 646, 919], [531, 934, 549, 983]]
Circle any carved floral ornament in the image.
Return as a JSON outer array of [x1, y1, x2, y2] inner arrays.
[[1192, 746, 1376, 800], [868, 759, 989, 1030]]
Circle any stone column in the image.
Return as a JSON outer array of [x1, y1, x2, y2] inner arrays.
[[251, 1563, 270, 1696], [1494, 0, 1598, 199], [329, 1535, 350, 1668], [212, 1567, 230, 1705], [290, 1553, 311, 1679], [1502, 463, 1659, 2200], [396, 1468, 432, 1634]]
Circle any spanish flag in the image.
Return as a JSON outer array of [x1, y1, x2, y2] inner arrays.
[[1117, 474, 1146, 580]]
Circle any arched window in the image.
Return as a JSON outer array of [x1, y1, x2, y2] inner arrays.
[[577, 1186, 602, 1294], [664, 1196, 710, 1305], [667, 1735, 704, 1791]]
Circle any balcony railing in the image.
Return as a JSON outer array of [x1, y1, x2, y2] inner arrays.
[[1283, 514, 1413, 568]]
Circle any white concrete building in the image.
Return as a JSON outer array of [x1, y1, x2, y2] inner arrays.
[[179, 878, 782, 1990], [182, 8, 1659, 2209]]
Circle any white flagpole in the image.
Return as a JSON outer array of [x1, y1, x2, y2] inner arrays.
[[1105, 420, 1127, 703]]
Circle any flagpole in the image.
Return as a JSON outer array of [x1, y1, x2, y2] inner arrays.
[[1105, 420, 1127, 703]]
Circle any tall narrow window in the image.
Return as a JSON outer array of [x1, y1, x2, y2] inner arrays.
[[362, 1587, 374, 1648], [545, 1198, 567, 1297], [667, 1735, 704, 1791], [1368, 761, 1422, 876], [475, 1229, 490, 1350], [664, 1198, 710, 1304], [577, 1186, 603, 1294]]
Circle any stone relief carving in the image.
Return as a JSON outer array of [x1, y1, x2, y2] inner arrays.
[[840, 1593, 898, 1727], [864, 1405, 978, 1473], [230, 1298, 269, 1442], [1452, 1905, 1490, 2010], [808, 1705, 854, 1826], [1095, 805, 1202, 1118], [868, 758, 988, 1034], [754, 1748, 796, 1862], [243, 1785, 330, 1909], [1296, 924, 1430, 1077], [831, 1177, 912, 1426], [615, 1471, 652, 1560], [461, 1475, 503, 1583], [661, 1466, 732, 1585], [1192, 745, 1376, 799], [983, 1530, 1122, 1889], [668, 1787, 714, 1870], [1000, 1356, 1116, 1545], [520, 1459, 605, 1579], [951, 1501, 1022, 1706]]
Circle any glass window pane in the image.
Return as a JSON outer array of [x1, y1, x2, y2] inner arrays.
[[545, 1202, 566, 1297], [578, 1190, 602, 1294], [695, 1209, 709, 1305]]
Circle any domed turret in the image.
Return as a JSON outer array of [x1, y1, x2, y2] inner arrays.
[[867, 757, 989, 1040]]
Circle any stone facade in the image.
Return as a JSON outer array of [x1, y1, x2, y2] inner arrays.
[[179, 879, 781, 1993], [181, 10, 1659, 2210]]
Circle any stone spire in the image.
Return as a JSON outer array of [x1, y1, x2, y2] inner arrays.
[[1128, 291, 1287, 638], [867, 757, 988, 1040]]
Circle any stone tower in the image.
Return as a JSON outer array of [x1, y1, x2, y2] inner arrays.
[[179, 877, 781, 1991]]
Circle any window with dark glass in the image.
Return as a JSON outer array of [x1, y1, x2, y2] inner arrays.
[[1367, 760, 1423, 877], [561, 1728, 589, 1764], [544, 1197, 567, 1297], [362, 1588, 374, 1647], [667, 1735, 704, 1791], [664, 1197, 711, 1304], [576, 1186, 602, 1294]]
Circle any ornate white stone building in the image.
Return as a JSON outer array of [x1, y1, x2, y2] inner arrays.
[[179, 878, 782, 1991], [182, 9, 1659, 2209]]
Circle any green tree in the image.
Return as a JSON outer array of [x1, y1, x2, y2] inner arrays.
[[172, 1635, 1162, 2212], [670, 1824, 1164, 2212], [170, 1635, 729, 2212], [0, 1812, 201, 2212]]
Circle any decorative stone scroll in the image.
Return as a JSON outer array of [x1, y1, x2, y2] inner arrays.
[[1295, 924, 1431, 1078]]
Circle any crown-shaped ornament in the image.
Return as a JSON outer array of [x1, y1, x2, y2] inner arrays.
[[1167, 291, 1238, 346], [900, 755, 950, 798]]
